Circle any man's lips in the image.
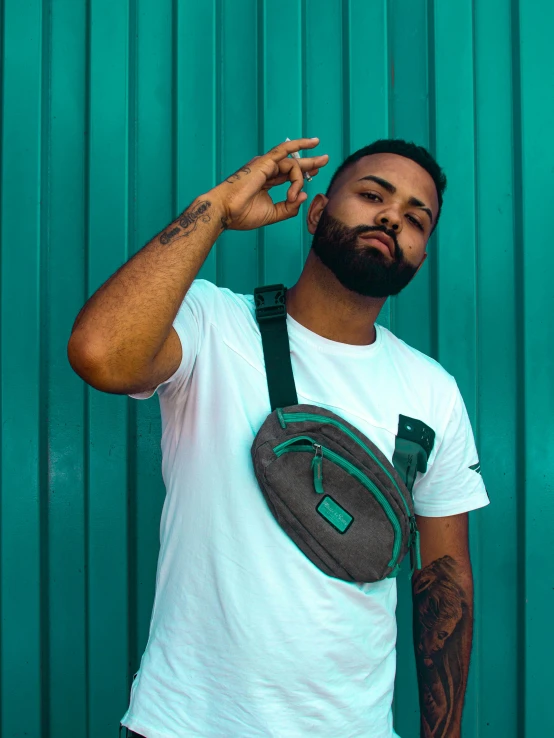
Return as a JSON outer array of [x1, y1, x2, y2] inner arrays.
[[358, 231, 395, 258]]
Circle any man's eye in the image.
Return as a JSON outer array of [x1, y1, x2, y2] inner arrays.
[[407, 214, 423, 231], [360, 192, 381, 202]]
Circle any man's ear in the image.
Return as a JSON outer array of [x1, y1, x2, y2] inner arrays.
[[306, 194, 329, 235]]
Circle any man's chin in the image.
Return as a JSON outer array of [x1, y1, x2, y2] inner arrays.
[[336, 269, 416, 298], [335, 277, 393, 299], [311, 246, 414, 298]]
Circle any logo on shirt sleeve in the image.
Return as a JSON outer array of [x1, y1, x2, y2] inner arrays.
[[468, 461, 481, 476]]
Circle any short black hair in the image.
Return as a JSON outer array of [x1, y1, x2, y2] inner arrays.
[[326, 139, 447, 231]]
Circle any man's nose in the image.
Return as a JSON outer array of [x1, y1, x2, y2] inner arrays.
[[376, 210, 402, 233]]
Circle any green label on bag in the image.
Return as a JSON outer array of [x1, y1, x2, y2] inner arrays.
[[316, 496, 353, 533]]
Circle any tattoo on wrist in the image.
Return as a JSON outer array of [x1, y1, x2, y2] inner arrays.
[[413, 556, 471, 738], [220, 215, 229, 231], [225, 166, 251, 184], [159, 200, 212, 245]]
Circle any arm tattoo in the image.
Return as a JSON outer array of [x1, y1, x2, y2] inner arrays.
[[413, 556, 472, 738], [159, 200, 212, 245], [159, 226, 181, 245], [225, 166, 251, 184]]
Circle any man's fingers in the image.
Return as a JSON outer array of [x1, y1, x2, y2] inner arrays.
[[265, 158, 305, 202], [266, 154, 328, 185], [295, 154, 329, 171], [264, 167, 322, 189], [271, 192, 308, 223], [266, 137, 320, 164], [233, 145, 326, 196], [284, 159, 305, 202], [216, 140, 322, 230]]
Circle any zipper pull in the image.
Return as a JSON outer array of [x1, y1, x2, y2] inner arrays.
[[311, 444, 325, 494], [409, 517, 422, 577]]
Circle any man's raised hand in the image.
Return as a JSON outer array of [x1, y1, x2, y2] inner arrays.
[[209, 138, 329, 231]]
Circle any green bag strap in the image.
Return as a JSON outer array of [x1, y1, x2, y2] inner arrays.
[[254, 284, 298, 411]]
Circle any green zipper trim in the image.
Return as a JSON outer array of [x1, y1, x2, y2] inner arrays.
[[274, 438, 401, 569], [274, 436, 316, 454], [282, 412, 413, 520]]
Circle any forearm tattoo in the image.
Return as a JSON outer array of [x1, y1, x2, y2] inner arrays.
[[159, 200, 212, 245], [225, 166, 251, 184], [413, 556, 472, 738]]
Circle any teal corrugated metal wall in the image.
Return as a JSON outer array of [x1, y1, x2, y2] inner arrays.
[[1, 1, 552, 736]]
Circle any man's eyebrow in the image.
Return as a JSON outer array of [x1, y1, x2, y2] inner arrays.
[[357, 175, 396, 194], [357, 175, 434, 225]]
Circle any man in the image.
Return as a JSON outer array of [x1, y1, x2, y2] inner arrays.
[[68, 137, 489, 738]]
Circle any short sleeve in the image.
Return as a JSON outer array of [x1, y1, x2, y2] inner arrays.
[[413, 381, 490, 517], [129, 279, 213, 400]]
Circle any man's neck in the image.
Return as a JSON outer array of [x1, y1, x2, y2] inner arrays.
[[285, 252, 387, 346]]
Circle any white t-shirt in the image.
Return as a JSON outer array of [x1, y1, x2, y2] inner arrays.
[[121, 279, 489, 738]]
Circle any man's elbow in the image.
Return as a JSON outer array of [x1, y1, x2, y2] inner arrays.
[[67, 331, 132, 394]]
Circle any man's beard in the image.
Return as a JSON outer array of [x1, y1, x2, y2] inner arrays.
[[310, 208, 422, 298]]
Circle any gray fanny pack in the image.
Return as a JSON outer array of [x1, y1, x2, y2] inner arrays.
[[251, 285, 435, 583]]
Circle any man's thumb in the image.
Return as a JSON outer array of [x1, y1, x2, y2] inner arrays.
[[272, 192, 308, 223]]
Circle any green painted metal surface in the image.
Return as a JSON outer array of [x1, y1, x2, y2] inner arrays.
[[1, 1, 552, 736]]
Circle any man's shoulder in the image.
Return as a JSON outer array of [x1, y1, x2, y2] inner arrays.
[[187, 279, 256, 318]]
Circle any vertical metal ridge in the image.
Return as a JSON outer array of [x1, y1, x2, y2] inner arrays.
[[126, 0, 138, 256], [0, 0, 6, 724], [385, 0, 393, 139], [301, 0, 307, 140], [83, 2, 92, 735], [171, 0, 179, 215], [256, 0, 265, 286], [510, 0, 525, 734], [341, 0, 351, 158], [426, 0, 439, 362], [215, 0, 222, 286], [39, 0, 52, 732], [470, 0, 480, 439], [212, 0, 218, 192], [125, 0, 138, 691]]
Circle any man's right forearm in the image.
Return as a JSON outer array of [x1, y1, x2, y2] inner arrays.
[[68, 138, 325, 390], [68, 193, 225, 383]]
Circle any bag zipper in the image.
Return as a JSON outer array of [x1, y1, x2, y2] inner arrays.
[[281, 412, 413, 520], [273, 436, 401, 569], [311, 444, 325, 494], [280, 411, 422, 571]]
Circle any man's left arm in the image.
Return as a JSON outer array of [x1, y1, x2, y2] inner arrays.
[[412, 512, 473, 738]]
